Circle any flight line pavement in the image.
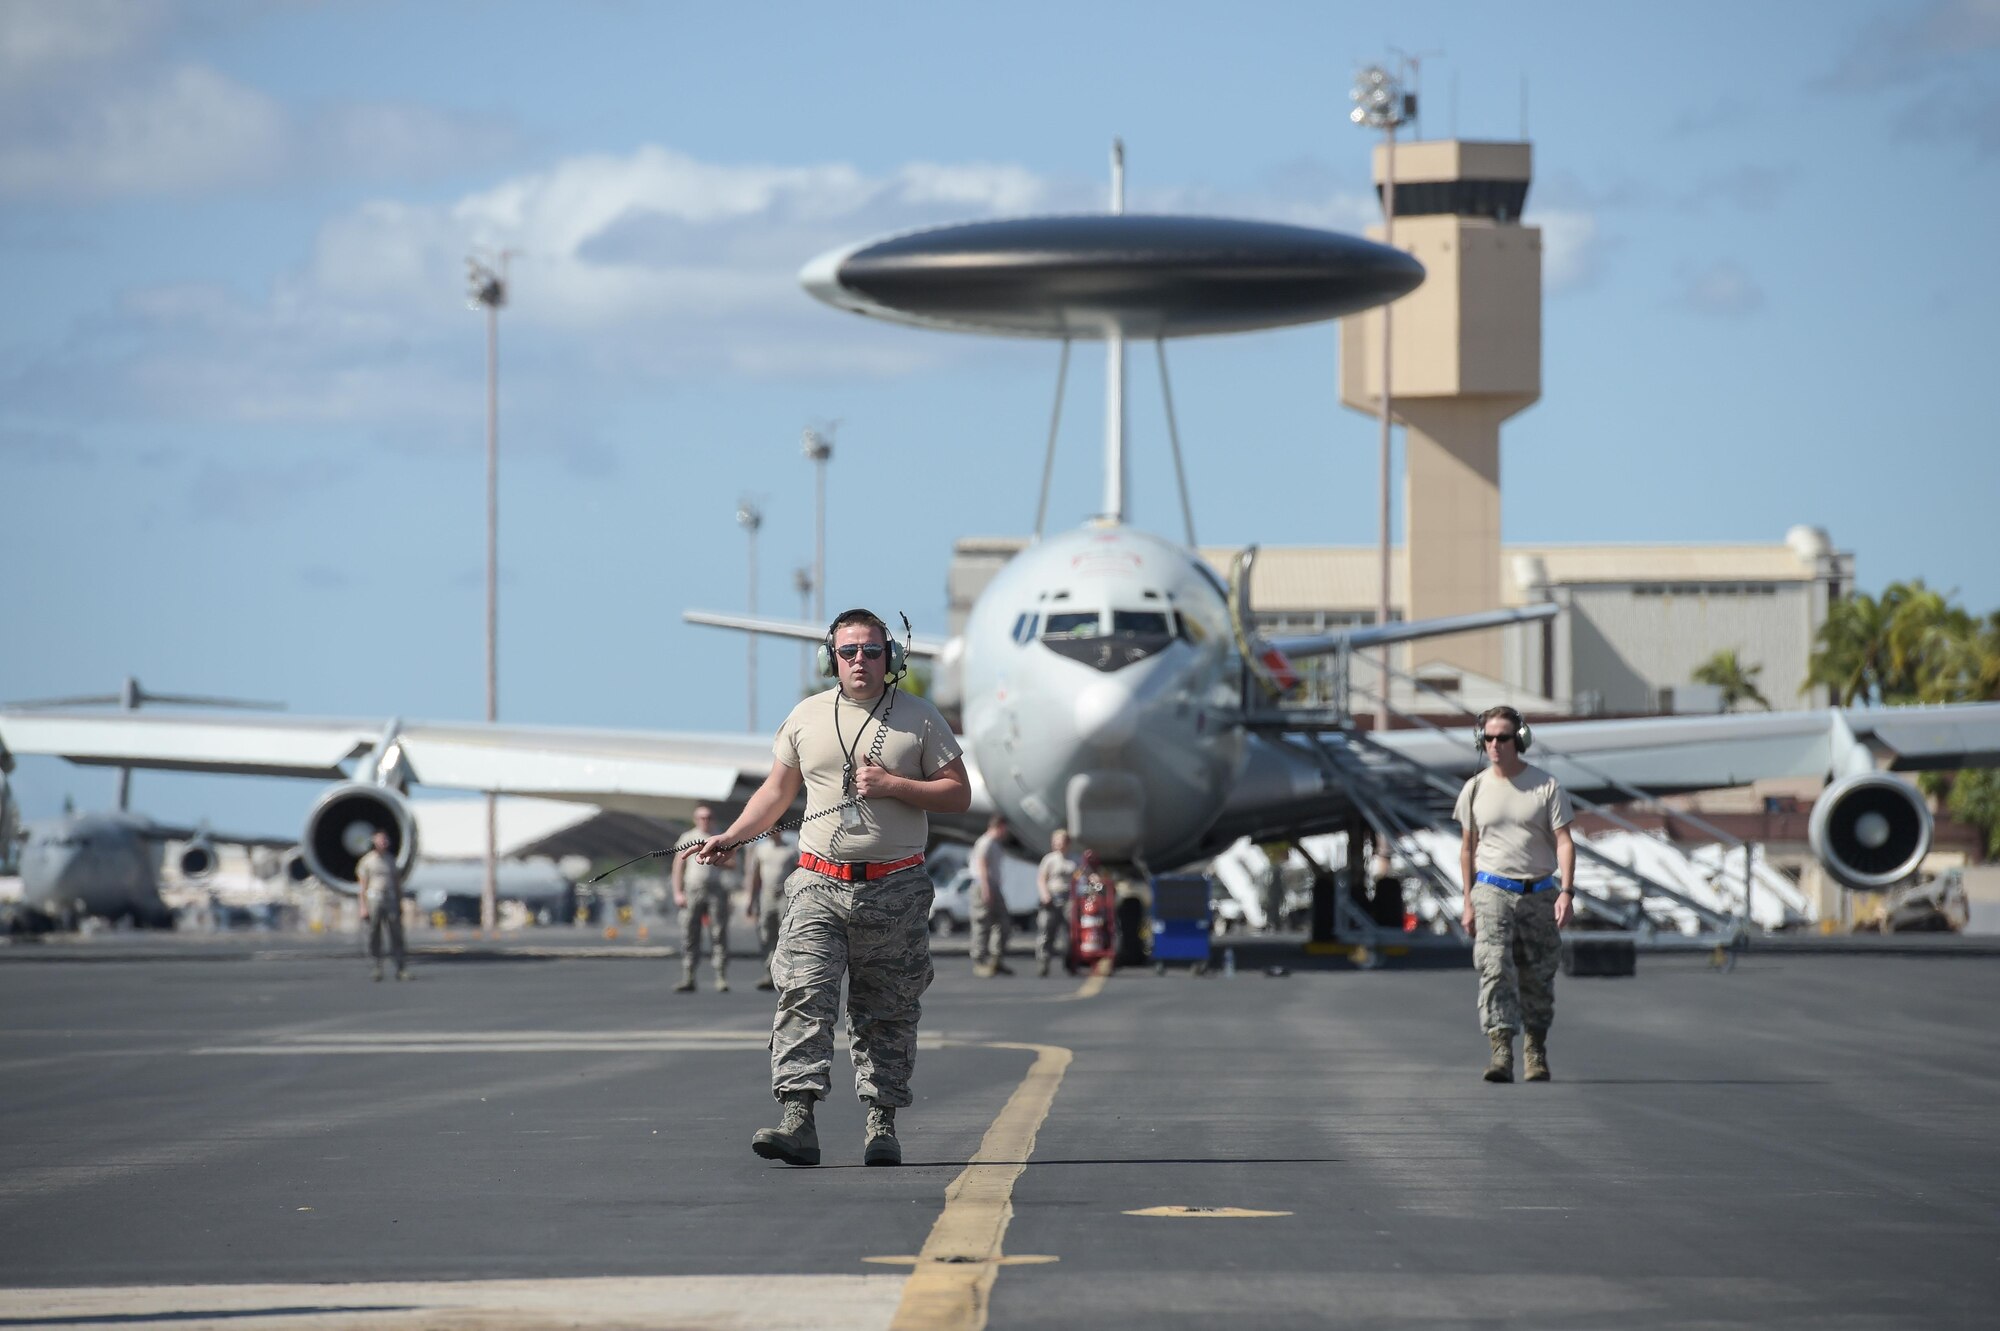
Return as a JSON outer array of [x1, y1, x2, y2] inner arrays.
[[1, 939, 1996, 1329]]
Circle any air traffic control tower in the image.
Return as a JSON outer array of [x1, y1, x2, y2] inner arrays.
[[1340, 139, 1541, 680]]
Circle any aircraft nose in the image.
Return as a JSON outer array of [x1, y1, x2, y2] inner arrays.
[[1072, 679, 1138, 747]]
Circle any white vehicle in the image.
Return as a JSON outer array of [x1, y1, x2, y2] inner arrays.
[[927, 853, 1045, 935]]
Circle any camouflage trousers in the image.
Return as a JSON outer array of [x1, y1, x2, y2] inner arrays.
[[1034, 902, 1067, 966], [770, 865, 934, 1107], [971, 900, 1011, 966], [756, 905, 784, 986], [1472, 883, 1561, 1036], [366, 908, 405, 970], [679, 884, 733, 981]]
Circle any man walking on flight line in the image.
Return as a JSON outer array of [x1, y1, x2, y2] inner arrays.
[[1035, 827, 1076, 977], [969, 813, 1013, 977], [746, 828, 800, 992], [688, 608, 971, 1167], [355, 829, 408, 982], [1456, 704, 1576, 1083], [672, 804, 738, 992]]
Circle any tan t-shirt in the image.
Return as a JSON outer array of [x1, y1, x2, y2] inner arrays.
[[775, 686, 962, 863], [355, 849, 402, 913], [750, 838, 800, 908], [1037, 850, 1076, 906], [1454, 763, 1575, 881]]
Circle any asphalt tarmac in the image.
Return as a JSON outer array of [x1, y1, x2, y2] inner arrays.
[[2, 935, 1997, 1329]]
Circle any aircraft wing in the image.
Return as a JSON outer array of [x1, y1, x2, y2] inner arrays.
[[1265, 602, 1560, 659], [684, 610, 948, 658], [1369, 703, 2000, 800], [0, 709, 778, 822], [0, 707, 994, 829], [141, 821, 297, 851], [1199, 702, 2000, 857]]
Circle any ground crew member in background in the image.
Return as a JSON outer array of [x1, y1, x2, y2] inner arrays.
[[688, 608, 970, 1167], [672, 804, 737, 993], [1456, 704, 1576, 1083], [1034, 827, 1075, 977], [355, 829, 407, 982], [746, 828, 800, 991], [969, 813, 1013, 977]]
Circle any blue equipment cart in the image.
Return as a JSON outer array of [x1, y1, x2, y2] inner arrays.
[[1149, 874, 1214, 974]]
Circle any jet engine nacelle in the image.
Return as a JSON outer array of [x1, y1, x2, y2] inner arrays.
[[1808, 772, 1933, 891], [281, 848, 314, 885], [301, 783, 418, 893], [177, 836, 217, 880]]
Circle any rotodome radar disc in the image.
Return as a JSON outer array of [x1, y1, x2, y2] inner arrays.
[[801, 214, 1424, 340]]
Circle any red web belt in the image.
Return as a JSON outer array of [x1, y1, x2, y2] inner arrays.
[[799, 850, 925, 882]]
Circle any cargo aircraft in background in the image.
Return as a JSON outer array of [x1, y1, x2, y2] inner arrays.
[[6, 178, 1999, 932]]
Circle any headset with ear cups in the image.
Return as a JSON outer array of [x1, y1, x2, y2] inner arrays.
[[1472, 705, 1534, 756], [817, 609, 907, 681]]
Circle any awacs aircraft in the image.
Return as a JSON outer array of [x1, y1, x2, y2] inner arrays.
[[3, 186, 1998, 916]]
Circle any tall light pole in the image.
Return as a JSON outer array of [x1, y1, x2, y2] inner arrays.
[[1351, 64, 1409, 733], [736, 498, 763, 730], [801, 428, 834, 625], [467, 253, 509, 935], [793, 566, 814, 691]]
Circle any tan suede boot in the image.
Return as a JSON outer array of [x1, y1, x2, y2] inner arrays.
[[1523, 1031, 1551, 1082], [1483, 1031, 1515, 1083]]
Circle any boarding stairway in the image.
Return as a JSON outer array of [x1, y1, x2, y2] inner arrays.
[[1247, 671, 1779, 952]]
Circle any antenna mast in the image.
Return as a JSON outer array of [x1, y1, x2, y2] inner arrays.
[[1103, 138, 1128, 524]]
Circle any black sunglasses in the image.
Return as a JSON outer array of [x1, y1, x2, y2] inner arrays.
[[835, 643, 886, 662], [1480, 732, 1518, 745]]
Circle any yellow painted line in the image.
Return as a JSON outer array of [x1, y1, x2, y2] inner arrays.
[[1058, 958, 1112, 1001], [863, 1255, 1057, 1267], [887, 1041, 1072, 1331], [1123, 1205, 1292, 1218]]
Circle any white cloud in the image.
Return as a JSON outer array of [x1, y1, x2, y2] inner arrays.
[[1678, 261, 1764, 318], [1528, 208, 1604, 293], [8, 142, 1429, 439], [0, 65, 286, 199], [0, 0, 168, 85]]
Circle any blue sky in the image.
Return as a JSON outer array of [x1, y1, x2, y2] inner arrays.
[[4, 0, 1998, 833]]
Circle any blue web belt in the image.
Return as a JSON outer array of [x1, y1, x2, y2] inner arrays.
[[1475, 870, 1558, 895]]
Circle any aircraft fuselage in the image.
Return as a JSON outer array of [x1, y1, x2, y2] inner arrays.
[[962, 523, 1246, 863], [16, 812, 170, 924]]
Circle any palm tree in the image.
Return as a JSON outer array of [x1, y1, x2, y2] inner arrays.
[[1806, 589, 1894, 705], [1692, 648, 1769, 712]]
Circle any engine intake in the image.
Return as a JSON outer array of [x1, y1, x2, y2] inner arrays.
[[302, 783, 417, 892], [177, 838, 217, 879], [1809, 772, 1933, 891], [281, 849, 314, 884]]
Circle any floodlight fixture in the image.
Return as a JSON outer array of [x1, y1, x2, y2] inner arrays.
[[466, 256, 507, 311], [1348, 65, 1408, 130]]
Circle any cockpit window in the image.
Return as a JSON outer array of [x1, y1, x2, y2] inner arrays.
[[1010, 612, 1040, 644], [1042, 611, 1102, 639], [1112, 610, 1171, 637]]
